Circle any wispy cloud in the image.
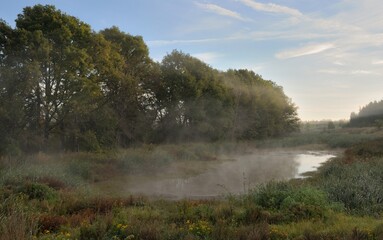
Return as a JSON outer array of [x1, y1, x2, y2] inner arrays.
[[351, 70, 376, 75], [192, 52, 222, 63], [372, 60, 383, 65], [276, 43, 335, 59], [318, 69, 380, 76], [195, 2, 249, 22], [147, 35, 245, 47], [318, 69, 344, 75], [147, 38, 222, 46], [238, 0, 303, 17], [333, 61, 345, 66]]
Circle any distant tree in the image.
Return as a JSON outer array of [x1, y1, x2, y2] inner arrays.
[[327, 121, 335, 130], [349, 99, 383, 127], [375, 119, 383, 130]]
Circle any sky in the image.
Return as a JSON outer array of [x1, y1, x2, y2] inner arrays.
[[1, 0, 383, 121]]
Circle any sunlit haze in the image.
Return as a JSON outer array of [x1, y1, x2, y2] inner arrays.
[[1, 0, 383, 120]]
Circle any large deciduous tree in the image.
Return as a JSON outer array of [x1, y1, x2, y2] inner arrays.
[[1, 5, 101, 151], [100, 27, 159, 146], [154, 50, 233, 142], [223, 69, 299, 139], [0, 5, 300, 155]]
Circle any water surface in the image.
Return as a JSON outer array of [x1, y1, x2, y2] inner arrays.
[[123, 150, 335, 198]]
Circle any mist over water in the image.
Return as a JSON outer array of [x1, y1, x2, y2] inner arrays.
[[123, 150, 335, 199]]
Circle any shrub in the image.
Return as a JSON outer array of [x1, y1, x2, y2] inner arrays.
[[38, 215, 67, 232], [78, 215, 113, 240], [37, 176, 67, 190], [249, 182, 329, 222], [17, 182, 57, 201], [67, 161, 93, 181], [105, 223, 134, 240], [345, 139, 383, 161]]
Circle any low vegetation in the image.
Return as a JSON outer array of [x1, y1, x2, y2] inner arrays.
[[0, 132, 383, 239]]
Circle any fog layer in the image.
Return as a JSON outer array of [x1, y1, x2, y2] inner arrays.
[[119, 150, 334, 199]]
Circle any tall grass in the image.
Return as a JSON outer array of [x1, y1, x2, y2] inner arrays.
[[257, 128, 383, 149], [0, 195, 38, 240], [311, 139, 383, 215], [1, 134, 383, 239]]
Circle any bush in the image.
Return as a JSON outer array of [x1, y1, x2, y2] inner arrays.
[[67, 161, 94, 181], [17, 182, 57, 201], [78, 215, 113, 240], [38, 215, 67, 232], [345, 139, 383, 160], [248, 182, 330, 222]]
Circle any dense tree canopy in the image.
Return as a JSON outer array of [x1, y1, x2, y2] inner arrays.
[[349, 99, 383, 127], [0, 5, 300, 154]]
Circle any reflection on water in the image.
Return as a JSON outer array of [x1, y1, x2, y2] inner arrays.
[[125, 150, 335, 198], [295, 152, 335, 178]]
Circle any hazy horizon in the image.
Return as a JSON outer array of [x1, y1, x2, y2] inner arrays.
[[2, 0, 382, 121]]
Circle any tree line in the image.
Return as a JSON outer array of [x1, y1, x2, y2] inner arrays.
[[349, 99, 383, 128], [0, 5, 299, 154]]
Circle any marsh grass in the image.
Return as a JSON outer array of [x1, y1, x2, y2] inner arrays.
[[0, 195, 38, 240], [1, 135, 383, 239], [257, 128, 383, 149], [306, 139, 383, 213]]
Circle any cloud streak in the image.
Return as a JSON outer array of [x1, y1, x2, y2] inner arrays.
[[192, 52, 222, 63], [146, 36, 243, 47], [276, 43, 335, 59], [195, 2, 249, 21], [238, 0, 303, 17], [318, 69, 380, 75], [147, 38, 221, 47]]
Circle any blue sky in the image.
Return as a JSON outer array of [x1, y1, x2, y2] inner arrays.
[[1, 0, 383, 120]]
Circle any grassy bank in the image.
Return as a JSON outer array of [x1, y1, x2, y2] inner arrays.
[[257, 127, 383, 149], [1, 132, 383, 239]]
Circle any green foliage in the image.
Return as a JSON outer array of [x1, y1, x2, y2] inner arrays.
[[17, 182, 57, 201], [327, 121, 336, 130], [186, 219, 212, 239], [67, 160, 94, 181], [0, 6, 299, 155], [345, 138, 383, 158], [78, 217, 111, 240], [223, 69, 299, 140], [2, 141, 383, 239], [314, 146, 383, 215], [256, 128, 383, 149], [78, 131, 101, 152], [0, 194, 38, 239], [325, 162, 381, 213], [248, 182, 330, 222]]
